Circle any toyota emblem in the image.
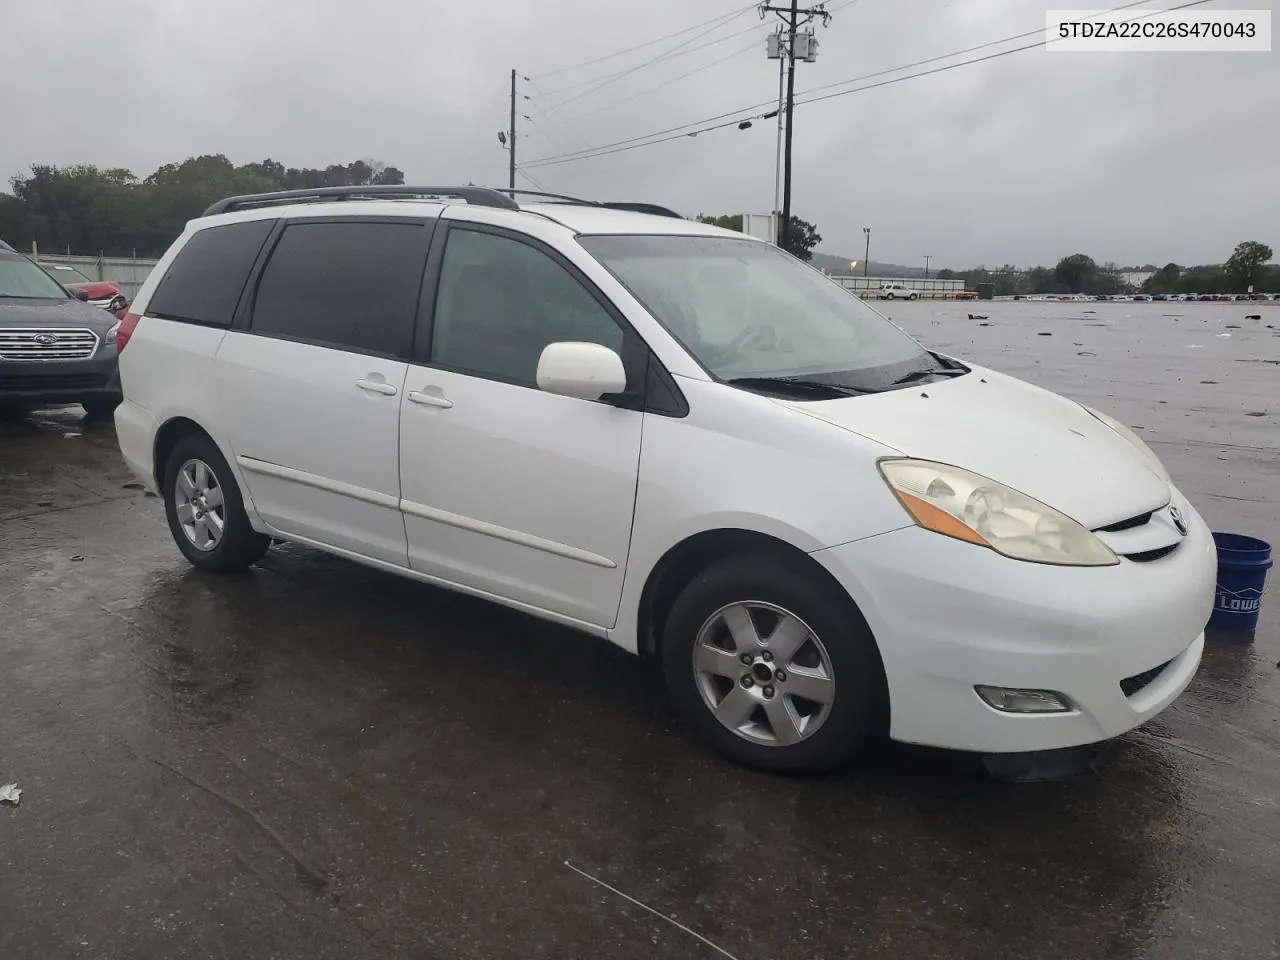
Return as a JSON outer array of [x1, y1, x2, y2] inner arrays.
[[1170, 505, 1188, 537], [33, 333, 59, 345]]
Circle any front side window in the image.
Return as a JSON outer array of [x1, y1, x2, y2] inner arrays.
[[0, 254, 71, 300], [580, 235, 944, 394], [252, 220, 430, 356], [431, 228, 624, 386]]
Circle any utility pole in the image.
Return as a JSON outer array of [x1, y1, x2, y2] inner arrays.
[[780, 0, 798, 253], [508, 68, 517, 190], [762, 2, 831, 252], [923, 255, 932, 281], [863, 226, 870, 277]]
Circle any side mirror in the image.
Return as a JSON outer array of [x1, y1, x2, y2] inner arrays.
[[536, 341, 627, 401], [70, 288, 90, 301]]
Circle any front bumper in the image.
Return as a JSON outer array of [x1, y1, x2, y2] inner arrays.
[[812, 492, 1215, 753], [0, 351, 121, 403]]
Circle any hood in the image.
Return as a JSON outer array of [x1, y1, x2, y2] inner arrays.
[[778, 365, 1171, 529], [65, 280, 121, 299], [0, 297, 120, 333]]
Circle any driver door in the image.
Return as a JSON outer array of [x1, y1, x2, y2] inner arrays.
[[397, 223, 645, 628]]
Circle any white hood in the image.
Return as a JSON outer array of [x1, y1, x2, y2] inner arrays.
[[779, 365, 1171, 529]]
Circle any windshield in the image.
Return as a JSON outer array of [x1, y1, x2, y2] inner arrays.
[[0, 254, 73, 299], [41, 264, 92, 285], [579, 235, 933, 389]]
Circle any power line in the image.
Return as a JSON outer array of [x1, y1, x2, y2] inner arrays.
[[524, 114, 579, 156], [537, 16, 766, 102], [559, 37, 763, 124], [523, 78, 595, 152], [529, 1, 760, 79], [796, 0, 1167, 102], [515, 166, 550, 192], [522, 0, 1199, 169]]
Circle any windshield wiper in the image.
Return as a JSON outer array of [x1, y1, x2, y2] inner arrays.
[[728, 376, 877, 398], [891, 366, 967, 386]]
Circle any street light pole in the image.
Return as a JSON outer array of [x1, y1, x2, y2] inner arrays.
[[923, 255, 932, 281], [862, 226, 870, 277]]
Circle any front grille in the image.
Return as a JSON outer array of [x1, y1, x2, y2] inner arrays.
[[1120, 659, 1174, 698], [1098, 511, 1154, 533], [1125, 544, 1179, 563], [0, 328, 100, 361], [0, 374, 106, 392]]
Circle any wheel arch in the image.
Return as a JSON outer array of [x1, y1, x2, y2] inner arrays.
[[152, 416, 220, 490], [636, 527, 877, 661]]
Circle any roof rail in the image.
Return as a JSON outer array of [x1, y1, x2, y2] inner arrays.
[[492, 188, 594, 205], [201, 185, 520, 217], [597, 202, 684, 220], [492, 188, 684, 220]]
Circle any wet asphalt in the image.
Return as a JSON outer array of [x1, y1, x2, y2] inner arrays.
[[1, 301, 1277, 959]]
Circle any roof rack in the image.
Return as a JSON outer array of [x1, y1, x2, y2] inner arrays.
[[492, 188, 684, 220], [598, 202, 684, 220], [202, 185, 520, 217]]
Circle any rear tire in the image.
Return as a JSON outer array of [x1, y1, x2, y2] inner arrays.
[[661, 553, 885, 775], [162, 434, 270, 573], [909, 293, 918, 301]]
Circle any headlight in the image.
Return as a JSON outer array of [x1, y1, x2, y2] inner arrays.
[[105, 319, 121, 346], [1082, 405, 1169, 480], [878, 459, 1119, 566]]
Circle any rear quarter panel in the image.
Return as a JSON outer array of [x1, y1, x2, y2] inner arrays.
[[118, 225, 246, 505]]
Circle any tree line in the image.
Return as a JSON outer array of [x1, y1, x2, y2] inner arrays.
[[936, 242, 1276, 296], [0, 155, 406, 258], [695, 214, 821, 261]]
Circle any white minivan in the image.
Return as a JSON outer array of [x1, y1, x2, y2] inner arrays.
[[114, 186, 1214, 774]]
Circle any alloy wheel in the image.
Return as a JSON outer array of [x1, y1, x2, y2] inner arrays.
[[174, 458, 225, 552], [692, 601, 836, 747]]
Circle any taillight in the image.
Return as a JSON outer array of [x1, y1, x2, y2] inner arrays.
[[116, 312, 142, 352]]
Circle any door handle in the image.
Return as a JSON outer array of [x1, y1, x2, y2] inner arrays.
[[408, 390, 453, 409], [356, 379, 398, 396]]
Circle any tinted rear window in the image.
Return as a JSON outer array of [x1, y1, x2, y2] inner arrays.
[[147, 219, 276, 326], [249, 220, 430, 357]]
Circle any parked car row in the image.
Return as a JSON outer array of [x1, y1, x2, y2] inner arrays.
[[1023, 293, 1274, 303]]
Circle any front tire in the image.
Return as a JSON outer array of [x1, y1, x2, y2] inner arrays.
[[162, 434, 270, 573], [661, 553, 885, 775], [885, 293, 895, 300], [909, 293, 919, 301]]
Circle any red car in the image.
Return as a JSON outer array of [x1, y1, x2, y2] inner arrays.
[[38, 263, 129, 319]]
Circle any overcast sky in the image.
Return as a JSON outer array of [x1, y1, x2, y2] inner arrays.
[[6, 0, 1278, 267]]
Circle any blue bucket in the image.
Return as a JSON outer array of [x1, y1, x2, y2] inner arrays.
[[1210, 532, 1273, 633]]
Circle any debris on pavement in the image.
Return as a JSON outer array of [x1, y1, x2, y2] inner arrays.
[[1038, 331, 1052, 336], [968, 313, 988, 320], [1, 783, 21, 806], [69, 555, 84, 562], [1245, 314, 1262, 320]]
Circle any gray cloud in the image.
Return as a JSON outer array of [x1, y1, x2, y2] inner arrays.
[[6, 0, 1278, 267]]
